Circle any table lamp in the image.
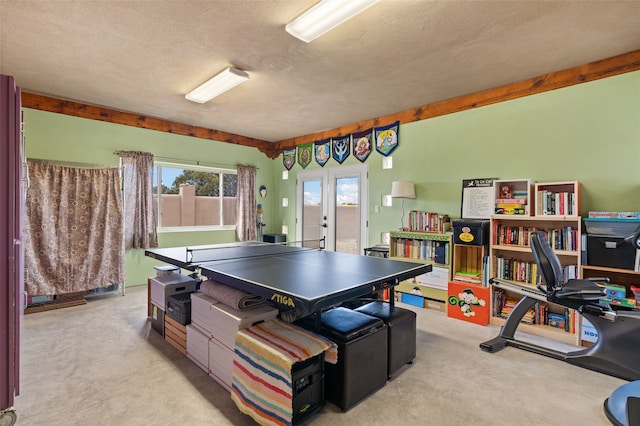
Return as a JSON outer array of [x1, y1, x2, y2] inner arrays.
[[391, 181, 415, 230]]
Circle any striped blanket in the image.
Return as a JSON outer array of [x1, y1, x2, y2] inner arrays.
[[231, 319, 338, 426]]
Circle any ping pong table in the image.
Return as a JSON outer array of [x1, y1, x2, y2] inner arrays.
[[145, 242, 432, 318]]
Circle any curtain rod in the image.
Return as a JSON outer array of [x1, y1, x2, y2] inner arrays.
[[28, 158, 117, 169], [113, 151, 257, 170]]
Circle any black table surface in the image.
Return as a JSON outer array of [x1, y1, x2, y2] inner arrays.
[[145, 243, 431, 314]]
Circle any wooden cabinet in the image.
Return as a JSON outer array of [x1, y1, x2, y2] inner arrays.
[[390, 230, 452, 304], [489, 215, 583, 345]]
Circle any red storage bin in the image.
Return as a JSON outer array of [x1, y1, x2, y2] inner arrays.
[[447, 282, 490, 326]]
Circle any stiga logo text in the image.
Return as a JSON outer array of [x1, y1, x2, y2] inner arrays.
[[271, 293, 296, 307]]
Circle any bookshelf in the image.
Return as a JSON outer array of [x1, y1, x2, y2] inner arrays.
[[579, 265, 640, 345], [493, 178, 535, 216], [390, 230, 453, 305], [489, 214, 583, 345], [453, 244, 487, 286], [535, 181, 580, 217]]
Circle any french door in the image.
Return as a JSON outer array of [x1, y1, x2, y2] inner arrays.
[[296, 164, 368, 254]]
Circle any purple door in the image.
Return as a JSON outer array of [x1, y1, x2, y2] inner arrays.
[[1, 74, 23, 422]]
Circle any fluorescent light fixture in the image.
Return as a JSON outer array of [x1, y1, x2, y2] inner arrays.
[[185, 67, 249, 104], [286, 0, 380, 43]]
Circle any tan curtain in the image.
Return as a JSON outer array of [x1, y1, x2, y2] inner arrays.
[[120, 151, 158, 249], [236, 165, 257, 241], [23, 160, 125, 295]]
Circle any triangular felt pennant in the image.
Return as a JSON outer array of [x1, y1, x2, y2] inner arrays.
[[332, 135, 350, 164], [352, 129, 372, 163], [374, 121, 399, 156], [315, 139, 330, 167], [283, 149, 295, 170], [297, 143, 313, 169]]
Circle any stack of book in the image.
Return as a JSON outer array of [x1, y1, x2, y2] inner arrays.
[[538, 191, 575, 215], [453, 271, 482, 285], [408, 210, 451, 233], [495, 184, 528, 215], [393, 238, 450, 264], [499, 297, 535, 324]]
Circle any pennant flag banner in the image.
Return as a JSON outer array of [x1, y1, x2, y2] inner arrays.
[[374, 121, 399, 156], [297, 143, 313, 169], [315, 139, 330, 167], [283, 149, 295, 170], [352, 129, 372, 163], [332, 135, 350, 164]]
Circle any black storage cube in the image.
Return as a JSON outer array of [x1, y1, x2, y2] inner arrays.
[[166, 293, 192, 325], [355, 301, 416, 377], [291, 354, 324, 424], [587, 235, 636, 270], [263, 234, 287, 243], [453, 219, 490, 246], [315, 307, 387, 411]]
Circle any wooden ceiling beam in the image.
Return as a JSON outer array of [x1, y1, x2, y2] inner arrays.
[[20, 93, 278, 158], [21, 49, 640, 160], [274, 49, 640, 153]]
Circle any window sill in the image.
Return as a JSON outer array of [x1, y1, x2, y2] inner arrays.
[[157, 225, 236, 233]]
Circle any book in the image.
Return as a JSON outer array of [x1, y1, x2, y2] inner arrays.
[[494, 198, 527, 204], [547, 313, 566, 329], [495, 203, 526, 209], [495, 207, 526, 215], [588, 211, 640, 220]]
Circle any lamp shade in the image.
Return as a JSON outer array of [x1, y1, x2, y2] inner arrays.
[[391, 181, 415, 199]]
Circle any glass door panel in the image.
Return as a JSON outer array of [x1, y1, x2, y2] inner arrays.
[[297, 165, 367, 253], [301, 178, 324, 248], [334, 176, 360, 254]]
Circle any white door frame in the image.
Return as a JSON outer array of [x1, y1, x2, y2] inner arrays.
[[296, 164, 368, 252]]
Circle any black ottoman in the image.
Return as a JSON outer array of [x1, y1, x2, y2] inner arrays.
[[313, 307, 388, 411], [355, 301, 416, 378]]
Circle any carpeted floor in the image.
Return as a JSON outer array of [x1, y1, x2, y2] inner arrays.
[[13, 285, 624, 425]]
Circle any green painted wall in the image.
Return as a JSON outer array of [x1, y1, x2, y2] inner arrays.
[[277, 70, 640, 246], [23, 70, 639, 288], [23, 110, 277, 287]]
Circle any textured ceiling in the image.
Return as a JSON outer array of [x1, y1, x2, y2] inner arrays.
[[1, 1, 639, 143]]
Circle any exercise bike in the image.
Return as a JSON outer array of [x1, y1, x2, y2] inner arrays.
[[480, 230, 640, 382]]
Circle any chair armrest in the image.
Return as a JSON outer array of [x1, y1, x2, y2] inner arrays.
[[585, 276, 610, 284], [556, 278, 606, 301]]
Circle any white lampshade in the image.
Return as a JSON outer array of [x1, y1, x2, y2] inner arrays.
[[391, 181, 415, 199], [185, 67, 250, 104]]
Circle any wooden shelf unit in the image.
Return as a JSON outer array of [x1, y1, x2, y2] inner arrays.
[[493, 178, 535, 216], [535, 181, 580, 217], [453, 244, 487, 285], [390, 230, 453, 305], [581, 265, 640, 293], [489, 214, 584, 345]]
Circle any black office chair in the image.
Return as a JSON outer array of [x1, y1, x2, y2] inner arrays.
[[480, 231, 640, 383]]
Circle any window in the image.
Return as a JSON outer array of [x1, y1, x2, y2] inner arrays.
[[153, 163, 237, 230]]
